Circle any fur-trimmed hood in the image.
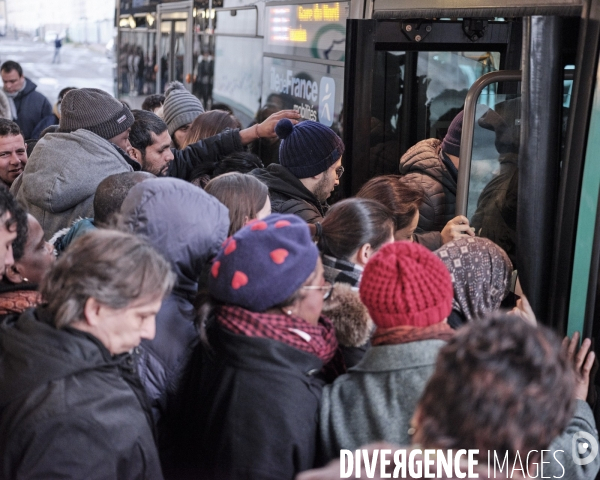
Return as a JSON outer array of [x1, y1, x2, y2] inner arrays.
[[322, 282, 373, 348]]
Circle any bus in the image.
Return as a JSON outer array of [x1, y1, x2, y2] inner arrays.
[[115, 0, 600, 343]]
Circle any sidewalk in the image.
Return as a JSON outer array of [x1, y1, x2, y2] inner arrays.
[[0, 37, 115, 104]]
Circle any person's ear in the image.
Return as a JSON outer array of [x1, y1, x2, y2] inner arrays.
[[128, 146, 143, 162], [356, 243, 372, 267], [4, 264, 23, 284], [83, 298, 103, 326], [312, 171, 324, 180]]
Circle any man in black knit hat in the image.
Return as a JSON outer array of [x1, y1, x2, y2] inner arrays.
[[251, 118, 344, 224]]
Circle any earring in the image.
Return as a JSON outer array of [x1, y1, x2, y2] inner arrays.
[[286, 310, 293, 316], [407, 427, 416, 436], [22, 277, 29, 283]]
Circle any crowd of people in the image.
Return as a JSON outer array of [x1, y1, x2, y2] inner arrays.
[[0, 59, 597, 480]]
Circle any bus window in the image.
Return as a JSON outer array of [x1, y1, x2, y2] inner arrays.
[[468, 93, 521, 268], [367, 50, 501, 179], [117, 28, 157, 103]]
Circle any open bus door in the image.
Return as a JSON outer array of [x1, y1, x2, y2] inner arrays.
[[156, 1, 194, 94], [342, 1, 590, 332]]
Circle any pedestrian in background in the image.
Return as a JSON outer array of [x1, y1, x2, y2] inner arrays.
[[52, 35, 62, 64], [0, 61, 52, 140]]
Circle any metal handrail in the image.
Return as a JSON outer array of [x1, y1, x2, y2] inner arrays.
[[455, 70, 522, 216]]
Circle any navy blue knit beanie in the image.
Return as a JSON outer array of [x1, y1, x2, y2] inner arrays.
[[441, 110, 464, 157], [276, 119, 344, 178], [208, 213, 319, 312]]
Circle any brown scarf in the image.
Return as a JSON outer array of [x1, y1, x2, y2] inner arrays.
[[372, 322, 454, 346]]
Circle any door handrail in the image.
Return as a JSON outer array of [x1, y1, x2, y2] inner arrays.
[[456, 70, 522, 216]]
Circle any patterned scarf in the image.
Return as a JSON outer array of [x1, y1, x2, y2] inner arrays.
[[216, 305, 339, 363], [372, 322, 454, 346], [0, 289, 41, 316], [322, 254, 363, 287], [434, 237, 513, 322]]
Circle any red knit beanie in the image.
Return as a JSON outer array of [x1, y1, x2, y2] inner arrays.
[[359, 242, 453, 328]]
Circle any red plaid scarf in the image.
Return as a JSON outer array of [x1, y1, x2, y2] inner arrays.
[[372, 322, 454, 346], [216, 305, 339, 364]]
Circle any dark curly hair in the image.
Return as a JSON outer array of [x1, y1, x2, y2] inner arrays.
[[415, 313, 575, 464]]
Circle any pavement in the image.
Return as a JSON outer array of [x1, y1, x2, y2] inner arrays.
[[0, 37, 115, 105]]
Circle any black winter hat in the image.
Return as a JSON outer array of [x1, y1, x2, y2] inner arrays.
[[58, 88, 134, 140], [441, 110, 464, 157], [276, 119, 344, 179]]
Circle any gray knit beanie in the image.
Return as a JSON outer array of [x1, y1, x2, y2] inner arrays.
[[58, 88, 134, 140], [162, 82, 205, 136]]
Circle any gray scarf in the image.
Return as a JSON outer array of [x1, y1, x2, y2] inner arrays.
[[4, 82, 25, 120]]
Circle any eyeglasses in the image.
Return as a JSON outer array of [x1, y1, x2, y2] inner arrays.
[[335, 166, 344, 180], [302, 281, 334, 300]]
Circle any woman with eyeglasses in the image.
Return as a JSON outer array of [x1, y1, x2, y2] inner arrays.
[[317, 198, 395, 367], [165, 213, 343, 480]]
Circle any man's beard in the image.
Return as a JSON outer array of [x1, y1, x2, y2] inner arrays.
[[141, 155, 169, 177], [312, 174, 331, 203]]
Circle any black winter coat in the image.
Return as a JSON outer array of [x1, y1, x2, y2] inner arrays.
[[168, 128, 243, 180], [167, 322, 326, 480], [0, 308, 162, 480], [251, 164, 327, 224], [11, 78, 52, 140], [399, 138, 457, 232]]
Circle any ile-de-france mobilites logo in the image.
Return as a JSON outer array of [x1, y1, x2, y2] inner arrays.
[[572, 431, 599, 466], [319, 76, 335, 127]]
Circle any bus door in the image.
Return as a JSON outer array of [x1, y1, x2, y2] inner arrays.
[[343, 3, 585, 327], [342, 18, 518, 197], [156, 1, 194, 93]]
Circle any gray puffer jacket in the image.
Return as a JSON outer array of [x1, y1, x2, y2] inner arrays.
[[120, 178, 229, 458], [399, 138, 457, 232], [14, 130, 132, 240]]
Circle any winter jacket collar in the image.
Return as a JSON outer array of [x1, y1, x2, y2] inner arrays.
[[251, 163, 326, 215], [440, 151, 458, 182], [113, 143, 142, 171], [322, 282, 372, 348], [0, 307, 126, 408], [349, 339, 446, 373], [322, 255, 363, 287], [19, 77, 38, 98]]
